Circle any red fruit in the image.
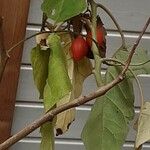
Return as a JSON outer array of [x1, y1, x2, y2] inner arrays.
[[71, 36, 88, 61], [86, 27, 104, 48]]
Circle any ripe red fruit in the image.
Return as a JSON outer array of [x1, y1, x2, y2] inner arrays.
[[71, 36, 88, 61], [86, 27, 104, 48]]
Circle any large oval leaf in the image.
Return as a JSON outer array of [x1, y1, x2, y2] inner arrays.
[[41, 0, 87, 23], [81, 66, 135, 150]]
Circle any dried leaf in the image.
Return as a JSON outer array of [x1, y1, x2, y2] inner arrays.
[[36, 33, 49, 44], [135, 102, 150, 148], [55, 59, 75, 135]]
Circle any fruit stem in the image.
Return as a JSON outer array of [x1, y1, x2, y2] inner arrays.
[[90, 0, 103, 87]]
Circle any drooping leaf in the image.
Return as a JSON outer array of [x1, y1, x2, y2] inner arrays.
[[114, 47, 150, 77], [135, 102, 150, 148], [55, 34, 92, 135], [41, 0, 87, 23], [81, 66, 135, 150], [31, 45, 50, 99], [40, 122, 55, 150], [40, 34, 72, 150], [44, 33, 72, 111]]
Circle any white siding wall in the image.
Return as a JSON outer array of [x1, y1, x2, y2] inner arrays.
[[11, 0, 150, 149]]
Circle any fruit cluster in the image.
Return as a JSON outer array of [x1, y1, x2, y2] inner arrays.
[[70, 16, 106, 61]]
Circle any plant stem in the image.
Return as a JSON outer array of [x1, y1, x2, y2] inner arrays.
[[102, 58, 150, 67], [96, 3, 126, 48], [41, 13, 47, 31], [122, 17, 150, 73], [90, 0, 103, 87]]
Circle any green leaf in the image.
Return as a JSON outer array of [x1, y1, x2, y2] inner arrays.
[[44, 34, 72, 111], [41, 0, 87, 23], [31, 45, 50, 99], [81, 66, 135, 150], [40, 122, 54, 150], [40, 34, 72, 150], [115, 47, 150, 76]]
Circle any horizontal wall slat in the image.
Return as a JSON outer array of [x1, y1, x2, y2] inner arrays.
[[10, 137, 150, 150], [11, 103, 139, 142], [27, 0, 150, 31]]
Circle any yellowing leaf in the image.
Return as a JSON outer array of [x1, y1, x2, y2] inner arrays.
[[55, 94, 75, 135], [55, 59, 75, 135], [135, 102, 150, 148], [55, 57, 92, 135]]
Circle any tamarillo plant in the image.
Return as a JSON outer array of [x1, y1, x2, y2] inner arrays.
[[32, 0, 150, 149], [0, 0, 150, 150]]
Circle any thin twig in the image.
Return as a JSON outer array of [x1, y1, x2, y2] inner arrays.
[[0, 17, 149, 150], [97, 3, 126, 48], [90, 0, 104, 86], [102, 58, 150, 67], [122, 17, 150, 74]]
